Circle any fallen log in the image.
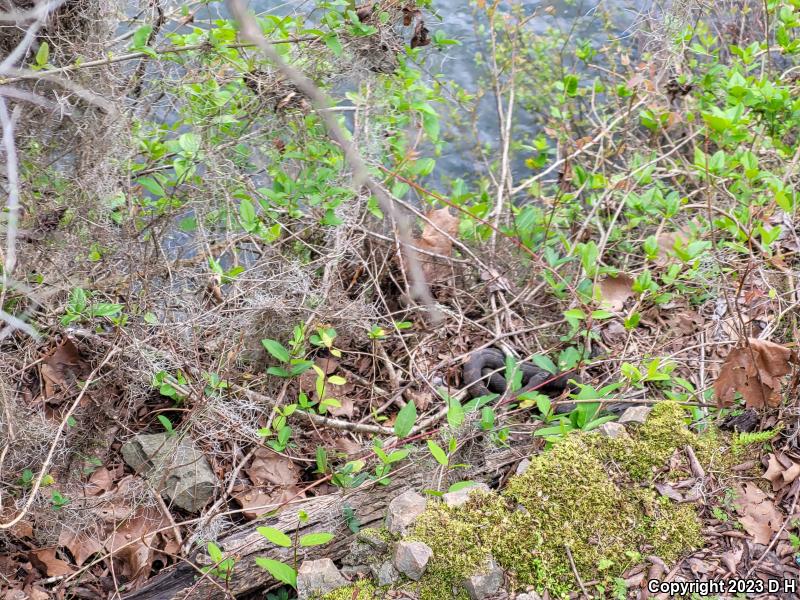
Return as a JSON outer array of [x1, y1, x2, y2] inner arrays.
[[122, 434, 535, 599]]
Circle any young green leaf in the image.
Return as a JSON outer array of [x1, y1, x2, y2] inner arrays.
[[427, 440, 448, 466], [256, 526, 292, 548], [35, 42, 49, 67], [393, 400, 416, 438], [255, 558, 297, 588], [299, 532, 334, 547], [262, 339, 290, 363]]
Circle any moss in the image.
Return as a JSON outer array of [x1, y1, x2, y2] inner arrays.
[[407, 402, 715, 598], [319, 580, 381, 599]]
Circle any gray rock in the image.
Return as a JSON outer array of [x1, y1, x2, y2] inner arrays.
[[596, 422, 628, 439], [342, 540, 376, 566], [462, 556, 505, 600], [296, 558, 348, 599], [371, 559, 401, 586], [393, 540, 433, 581], [386, 490, 427, 534], [340, 564, 371, 579], [442, 482, 491, 508], [515, 593, 543, 600], [121, 432, 216, 513], [515, 459, 531, 476], [356, 528, 389, 553], [618, 406, 652, 425]]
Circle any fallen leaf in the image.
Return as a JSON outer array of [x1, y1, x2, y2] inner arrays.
[[105, 507, 166, 584], [596, 274, 634, 311], [734, 482, 783, 545], [246, 449, 299, 487], [410, 19, 430, 48], [58, 528, 104, 567], [233, 485, 305, 520], [29, 548, 74, 577], [85, 467, 114, 496], [715, 339, 798, 409], [412, 208, 460, 282], [762, 452, 800, 491]]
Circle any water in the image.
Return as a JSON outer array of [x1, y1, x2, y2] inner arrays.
[[194, 0, 652, 190]]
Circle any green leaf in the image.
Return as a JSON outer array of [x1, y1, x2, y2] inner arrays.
[[255, 558, 297, 588], [207, 542, 223, 563], [299, 532, 334, 547], [393, 400, 416, 438], [157, 415, 173, 432], [261, 339, 290, 363], [256, 526, 292, 548], [324, 33, 343, 56], [132, 25, 153, 49], [327, 375, 347, 385], [427, 440, 448, 466], [35, 42, 49, 67], [531, 354, 557, 374], [446, 393, 464, 428], [240, 198, 257, 229], [137, 176, 165, 197], [448, 480, 477, 493]]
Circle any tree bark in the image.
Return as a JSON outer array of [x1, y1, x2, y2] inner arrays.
[[122, 436, 534, 599]]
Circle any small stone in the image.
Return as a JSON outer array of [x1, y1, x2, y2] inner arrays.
[[386, 490, 427, 534], [296, 558, 348, 599], [121, 433, 216, 513], [342, 540, 375, 566], [515, 459, 531, 476], [515, 593, 543, 600], [462, 556, 505, 600], [618, 406, 652, 425], [340, 564, 371, 579], [356, 528, 389, 553], [371, 559, 401, 586], [393, 540, 433, 581], [596, 422, 628, 439], [442, 482, 491, 508]]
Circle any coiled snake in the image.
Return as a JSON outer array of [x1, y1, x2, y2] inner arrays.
[[463, 348, 627, 414]]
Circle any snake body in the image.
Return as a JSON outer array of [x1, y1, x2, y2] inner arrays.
[[463, 348, 627, 415]]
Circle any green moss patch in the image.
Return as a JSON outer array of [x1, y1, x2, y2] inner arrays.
[[408, 402, 713, 598]]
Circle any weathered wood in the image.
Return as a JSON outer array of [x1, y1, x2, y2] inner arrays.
[[123, 436, 534, 600]]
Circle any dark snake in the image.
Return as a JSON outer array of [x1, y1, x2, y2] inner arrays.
[[463, 348, 628, 414]]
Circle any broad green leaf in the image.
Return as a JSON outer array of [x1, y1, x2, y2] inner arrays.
[[427, 440, 448, 466], [448, 481, 477, 493], [393, 400, 416, 438], [256, 526, 292, 547], [255, 558, 297, 588], [207, 542, 223, 562], [261, 339, 290, 363], [446, 393, 464, 428], [299, 532, 334, 547], [531, 354, 557, 374], [239, 198, 257, 228], [132, 25, 153, 49], [35, 42, 49, 67]]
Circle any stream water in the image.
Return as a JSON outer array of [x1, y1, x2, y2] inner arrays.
[[185, 0, 653, 190]]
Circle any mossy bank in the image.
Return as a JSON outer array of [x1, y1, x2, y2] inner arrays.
[[324, 402, 728, 599]]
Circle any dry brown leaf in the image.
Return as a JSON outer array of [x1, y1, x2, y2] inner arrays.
[[58, 528, 104, 567], [233, 485, 305, 520], [40, 338, 87, 397], [245, 448, 299, 487], [714, 339, 798, 409], [410, 19, 430, 48], [734, 482, 783, 545], [105, 507, 166, 584], [85, 467, 114, 496], [29, 548, 74, 577], [412, 208, 460, 281], [596, 274, 634, 311]]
